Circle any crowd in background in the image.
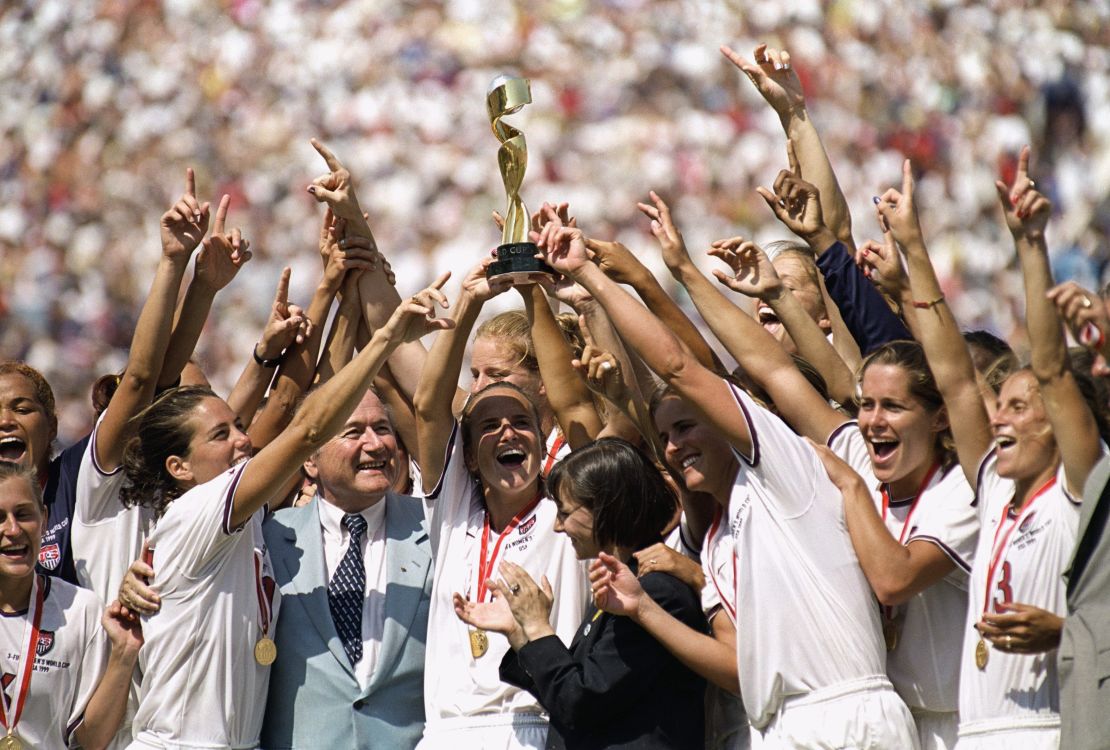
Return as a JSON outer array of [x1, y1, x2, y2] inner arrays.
[[2, 0, 1110, 445]]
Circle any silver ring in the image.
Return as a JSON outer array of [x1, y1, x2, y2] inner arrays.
[[510, 584, 521, 595], [600, 361, 613, 373], [1083, 297, 1093, 309], [1005, 635, 1013, 647]]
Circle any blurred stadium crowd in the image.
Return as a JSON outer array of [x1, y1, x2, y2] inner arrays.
[[2, 0, 1108, 445]]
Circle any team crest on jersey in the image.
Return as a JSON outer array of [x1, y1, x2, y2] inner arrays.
[[38, 543, 60, 570], [518, 516, 536, 536], [35, 631, 54, 657], [1019, 512, 1037, 534]]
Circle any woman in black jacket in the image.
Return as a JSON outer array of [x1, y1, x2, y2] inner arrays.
[[454, 437, 707, 749]]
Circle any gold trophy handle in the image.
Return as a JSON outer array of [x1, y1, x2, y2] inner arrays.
[[487, 76, 532, 246]]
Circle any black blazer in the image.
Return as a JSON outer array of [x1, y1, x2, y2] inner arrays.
[[500, 570, 707, 750]]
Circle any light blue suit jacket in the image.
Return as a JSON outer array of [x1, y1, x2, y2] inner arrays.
[[260, 493, 432, 749]]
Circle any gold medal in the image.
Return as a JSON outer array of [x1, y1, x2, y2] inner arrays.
[[0, 732, 23, 750], [975, 637, 989, 670], [469, 628, 489, 658], [882, 618, 899, 652], [254, 636, 277, 666]]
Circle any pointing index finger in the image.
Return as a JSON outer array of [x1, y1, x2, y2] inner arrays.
[[185, 167, 196, 198], [311, 138, 342, 172], [786, 140, 800, 178], [213, 194, 230, 235], [901, 159, 914, 199], [274, 267, 291, 305]]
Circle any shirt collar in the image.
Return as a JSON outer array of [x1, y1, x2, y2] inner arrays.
[[317, 492, 387, 540]]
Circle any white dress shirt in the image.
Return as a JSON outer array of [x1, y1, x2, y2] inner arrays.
[[319, 495, 388, 690]]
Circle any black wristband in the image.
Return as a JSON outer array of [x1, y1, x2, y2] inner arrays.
[[253, 344, 283, 368]]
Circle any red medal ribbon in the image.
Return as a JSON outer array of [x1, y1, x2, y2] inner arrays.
[[543, 435, 566, 477], [476, 494, 542, 603], [981, 475, 1056, 616], [253, 550, 273, 637], [880, 462, 940, 623], [705, 507, 738, 622], [0, 574, 44, 735]]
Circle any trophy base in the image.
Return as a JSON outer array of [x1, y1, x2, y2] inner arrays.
[[487, 242, 555, 282]]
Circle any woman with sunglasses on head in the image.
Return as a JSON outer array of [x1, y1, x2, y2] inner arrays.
[[412, 261, 591, 750], [455, 437, 707, 750]]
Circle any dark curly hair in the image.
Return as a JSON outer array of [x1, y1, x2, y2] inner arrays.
[[0, 362, 58, 456], [120, 386, 217, 517]]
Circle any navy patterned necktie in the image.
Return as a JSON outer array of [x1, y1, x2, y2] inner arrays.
[[329, 513, 368, 665]]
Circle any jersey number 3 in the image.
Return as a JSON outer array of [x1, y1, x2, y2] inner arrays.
[[993, 560, 1014, 612]]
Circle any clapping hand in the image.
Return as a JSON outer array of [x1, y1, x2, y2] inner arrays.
[[589, 551, 646, 620]]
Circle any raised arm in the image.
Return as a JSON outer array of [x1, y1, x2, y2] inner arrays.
[[999, 147, 1102, 494], [158, 192, 252, 388], [709, 235, 855, 405], [635, 193, 843, 444], [232, 275, 453, 527], [413, 259, 511, 487], [533, 209, 753, 457], [521, 284, 603, 448], [586, 237, 723, 372], [226, 269, 307, 426], [877, 160, 991, 485], [723, 43, 852, 248], [95, 171, 203, 472]]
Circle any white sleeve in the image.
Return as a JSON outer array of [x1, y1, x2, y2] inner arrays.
[[727, 383, 821, 518], [700, 554, 721, 615], [65, 599, 109, 746], [74, 414, 126, 526], [422, 421, 475, 557], [974, 449, 1007, 522], [906, 466, 978, 579], [151, 461, 250, 579], [827, 422, 880, 492]]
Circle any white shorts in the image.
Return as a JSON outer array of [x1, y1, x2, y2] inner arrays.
[[417, 713, 548, 750], [955, 716, 1060, 750], [911, 708, 958, 750], [754, 676, 919, 750]]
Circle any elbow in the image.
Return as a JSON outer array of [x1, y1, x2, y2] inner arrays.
[[655, 344, 697, 388], [873, 578, 916, 608]]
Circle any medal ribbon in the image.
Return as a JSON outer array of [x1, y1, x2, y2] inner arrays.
[[879, 462, 940, 623], [0, 574, 44, 735], [705, 508, 738, 623], [981, 475, 1056, 616], [543, 435, 566, 477], [476, 494, 542, 603], [252, 550, 273, 638]]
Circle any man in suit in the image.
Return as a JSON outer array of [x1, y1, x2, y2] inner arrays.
[[261, 388, 432, 749], [1058, 454, 1110, 750]]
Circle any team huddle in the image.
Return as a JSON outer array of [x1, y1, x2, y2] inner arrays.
[[2, 43, 1107, 750]]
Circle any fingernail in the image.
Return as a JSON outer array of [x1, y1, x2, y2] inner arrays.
[[307, 186, 316, 194], [872, 196, 880, 205]]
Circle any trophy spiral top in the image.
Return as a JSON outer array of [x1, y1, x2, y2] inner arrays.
[[487, 75, 533, 246]]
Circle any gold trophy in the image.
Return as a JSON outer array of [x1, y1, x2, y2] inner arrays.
[[486, 75, 554, 282]]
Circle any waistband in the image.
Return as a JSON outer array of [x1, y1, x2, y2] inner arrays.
[[780, 674, 895, 709], [958, 714, 1061, 736], [423, 711, 548, 733]]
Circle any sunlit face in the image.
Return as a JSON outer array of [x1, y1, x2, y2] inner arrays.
[[0, 373, 55, 477], [991, 371, 1059, 482], [754, 254, 829, 354], [173, 397, 252, 488], [553, 485, 599, 560], [857, 364, 945, 490], [469, 337, 544, 400], [0, 476, 43, 581], [306, 391, 397, 513], [654, 395, 738, 500], [465, 388, 542, 495]]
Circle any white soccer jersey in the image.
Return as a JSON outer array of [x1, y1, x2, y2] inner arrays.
[[958, 452, 1078, 732], [828, 422, 978, 712], [133, 461, 280, 748], [421, 422, 589, 725], [71, 414, 154, 605], [701, 505, 739, 626], [726, 385, 889, 730], [663, 512, 701, 561], [0, 577, 107, 748], [541, 430, 570, 477]]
